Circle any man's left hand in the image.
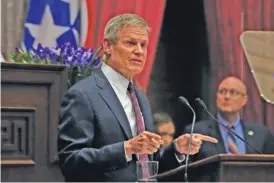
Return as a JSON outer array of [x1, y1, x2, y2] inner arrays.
[[174, 133, 218, 155]]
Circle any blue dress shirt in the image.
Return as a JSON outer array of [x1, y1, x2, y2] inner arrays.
[[217, 113, 246, 154]]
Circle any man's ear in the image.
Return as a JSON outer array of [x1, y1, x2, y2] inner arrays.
[[242, 95, 248, 106], [103, 38, 112, 55]]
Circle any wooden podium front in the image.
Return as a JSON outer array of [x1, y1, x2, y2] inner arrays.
[[1, 63, 67, 181], [157, 154, 274, 182]]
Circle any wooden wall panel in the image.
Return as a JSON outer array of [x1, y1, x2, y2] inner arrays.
[[1, 63, 67, 181], [1, 0, 27, 57]]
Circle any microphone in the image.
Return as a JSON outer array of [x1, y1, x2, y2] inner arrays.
[[195, 98, 262, 154], [178, 96, 196, 182]]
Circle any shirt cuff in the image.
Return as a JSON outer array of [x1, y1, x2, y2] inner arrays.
[[174, 153, 186, 163], [173, 140, 186, 163], [124, 141, 132, 162]]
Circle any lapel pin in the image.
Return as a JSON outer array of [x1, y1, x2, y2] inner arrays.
[[248, 130, 254, 136]]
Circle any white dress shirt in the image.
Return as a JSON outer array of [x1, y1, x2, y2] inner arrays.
[[101, 63, 136, 161], [101, 63, 140, 136], [101, 63, 185, 163]]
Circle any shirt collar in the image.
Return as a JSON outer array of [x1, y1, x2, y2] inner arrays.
[[217, 112, 241, 128], [101, 62, 129, 93]]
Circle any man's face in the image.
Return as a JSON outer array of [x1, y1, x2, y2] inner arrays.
[[157, 122, 175, 147], [216, 77, 248, 114], [103, 26, 148, 79]]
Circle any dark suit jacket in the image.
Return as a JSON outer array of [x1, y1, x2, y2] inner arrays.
[[57, 70, 180, 182], [184, 119, 274, 161]]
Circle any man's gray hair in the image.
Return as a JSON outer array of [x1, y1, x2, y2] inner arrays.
[[104, 13, 151, 44]]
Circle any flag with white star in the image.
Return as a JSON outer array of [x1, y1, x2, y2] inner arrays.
[[22, 0, 81, 51]]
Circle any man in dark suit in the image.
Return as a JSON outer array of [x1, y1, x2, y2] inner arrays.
[[57, 13, 218, 182], [153, 112, 176, 147], [185, 76, 274, 161]]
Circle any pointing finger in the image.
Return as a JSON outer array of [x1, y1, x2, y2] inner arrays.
[[142, 131, 162, 140], [199, 135, 218, 143], [151, 138, 161, 148], [191, 138, 202, 146]]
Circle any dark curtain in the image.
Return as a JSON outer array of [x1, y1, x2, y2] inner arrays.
[[148, 0, 210, 136]]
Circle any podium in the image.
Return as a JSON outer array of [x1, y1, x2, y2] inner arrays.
[[157, 154, 274, 182], [1, 63, 67, 181]]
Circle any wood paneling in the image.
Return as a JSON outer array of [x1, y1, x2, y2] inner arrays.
[[1, 63, 67, 181]]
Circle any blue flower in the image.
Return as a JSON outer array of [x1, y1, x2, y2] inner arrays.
[[93, 57, 102, 68], [13, 42, 103, 88]]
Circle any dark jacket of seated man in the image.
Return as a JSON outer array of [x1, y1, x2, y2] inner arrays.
[[184, 76, 274, 161], [184, 118, 274, 161]]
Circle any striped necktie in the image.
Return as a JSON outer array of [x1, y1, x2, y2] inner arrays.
[[227, 124, 239, 154], [127, 82, 149, 178]]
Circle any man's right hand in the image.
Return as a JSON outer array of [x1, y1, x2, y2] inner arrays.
[[124, 131, 164, 156]]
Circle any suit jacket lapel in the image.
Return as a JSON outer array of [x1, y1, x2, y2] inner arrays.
[[242, 122, 256, 153], [208, 120, 226, 154], [95, 71, 133, 139]]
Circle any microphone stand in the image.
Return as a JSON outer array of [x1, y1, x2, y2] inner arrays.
[[184, 105, 196, 182], [177, 96, 197, 182]]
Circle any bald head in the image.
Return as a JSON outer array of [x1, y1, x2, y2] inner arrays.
[[218, 76, 247, 95]]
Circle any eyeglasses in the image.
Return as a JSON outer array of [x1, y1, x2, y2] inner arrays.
[[218, 88, 246, 97], [159, 132, 175, 137]]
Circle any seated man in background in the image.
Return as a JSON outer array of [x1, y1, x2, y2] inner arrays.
[[153, 112, 176, 147], [184, 76, 274, 161]]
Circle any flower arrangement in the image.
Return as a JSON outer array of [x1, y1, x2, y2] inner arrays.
[[9, 42, 102, 88]]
